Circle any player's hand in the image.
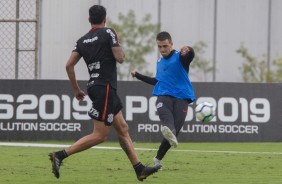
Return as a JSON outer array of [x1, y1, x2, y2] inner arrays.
[[180, 46, 190, 56], [131, 70, 137, 78], [75, 89, 86, 101]]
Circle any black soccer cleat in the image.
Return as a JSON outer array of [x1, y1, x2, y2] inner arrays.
[[137, 165, 162, 181], [48, 152, 62, 179]]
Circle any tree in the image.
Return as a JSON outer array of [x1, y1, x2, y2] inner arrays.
[[107, 10, 160, 80], [236, 44, 282, 82], [273, 57, 282, 81], [190, 41, 213, 82]]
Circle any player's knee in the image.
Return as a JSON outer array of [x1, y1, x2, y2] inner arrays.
[[123, 122, 129, 131], [90, 133, 108, 143], [99, 134, 108, 143], [118, 123, 129, 137], [122, 123, 129, 133]]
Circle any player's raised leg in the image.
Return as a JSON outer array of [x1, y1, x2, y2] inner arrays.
[[113, 111, 161, 181]]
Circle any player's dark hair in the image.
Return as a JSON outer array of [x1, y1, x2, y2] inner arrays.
[[89, 5, 106, 24], [156, 31, 172, 42]]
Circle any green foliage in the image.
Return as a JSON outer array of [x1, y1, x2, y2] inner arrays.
[[237, 44, 282, 82], [190, 41, 213, 82], [272, 57, 282, 81], [107, 10, 160, 80]]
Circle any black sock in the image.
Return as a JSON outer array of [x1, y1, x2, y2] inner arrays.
[[133, 162, 144, 175], [55, 150, 68, 160], [155, 156, 162, 161], [156, 139, 171, 160]]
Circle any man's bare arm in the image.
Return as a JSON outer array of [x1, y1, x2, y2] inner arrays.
[[65, 52, 85, 101], [112, 46, 125, 63]]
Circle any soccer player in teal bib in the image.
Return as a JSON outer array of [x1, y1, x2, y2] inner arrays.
[[131, 31, 195, 169]]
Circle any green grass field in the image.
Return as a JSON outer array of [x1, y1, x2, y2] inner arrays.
[[1, 142, 282, 184]]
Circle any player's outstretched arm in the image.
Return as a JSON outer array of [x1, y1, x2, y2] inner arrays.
[[131, 71, 158, 85]]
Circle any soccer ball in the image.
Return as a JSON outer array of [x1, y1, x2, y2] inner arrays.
[[195, 102, 215, 122]]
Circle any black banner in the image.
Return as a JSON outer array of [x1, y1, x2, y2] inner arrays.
[[0, 80, 282, 142]]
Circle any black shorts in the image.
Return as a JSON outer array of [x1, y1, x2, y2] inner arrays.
[[87, 84, 123, 126], [156, 96, 190, 135]]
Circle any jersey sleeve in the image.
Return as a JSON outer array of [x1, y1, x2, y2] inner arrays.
[[135, 72, 158, 85], [180, 46, 195, 71], [106, 28, 121, 47], [72, 41, 82, 55]]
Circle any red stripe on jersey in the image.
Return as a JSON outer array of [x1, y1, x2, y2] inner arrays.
[[102, 84, 110, 121]]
